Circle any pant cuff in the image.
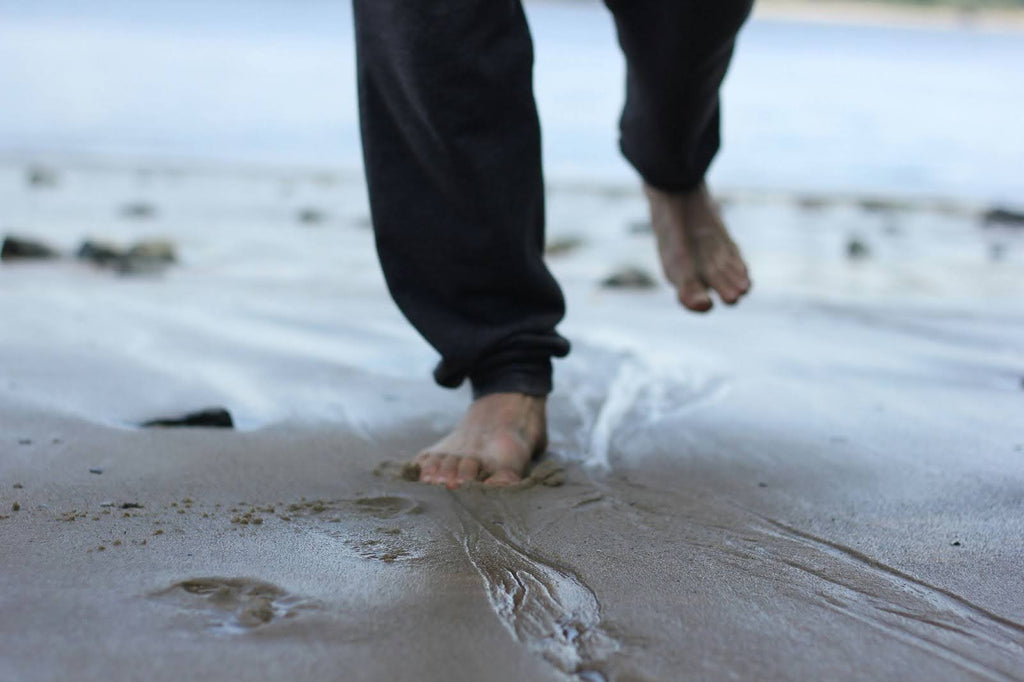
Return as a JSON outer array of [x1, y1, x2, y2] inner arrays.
[[469, 362, 553, 400]]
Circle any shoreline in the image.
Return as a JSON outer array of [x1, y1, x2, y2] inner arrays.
[[753, 0, 1024, 31]]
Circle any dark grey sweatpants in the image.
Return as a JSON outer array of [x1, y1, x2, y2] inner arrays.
[[352, 0, 752, 397]]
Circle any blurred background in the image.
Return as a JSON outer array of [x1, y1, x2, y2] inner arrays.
[[1, 0, 1022, 202]]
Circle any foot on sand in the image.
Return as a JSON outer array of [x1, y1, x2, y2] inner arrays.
[[645, 181, 751, 312], [415, 393, 547, 489]]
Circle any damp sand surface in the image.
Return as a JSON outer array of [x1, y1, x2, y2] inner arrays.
[[2, 162, 1024, 681]]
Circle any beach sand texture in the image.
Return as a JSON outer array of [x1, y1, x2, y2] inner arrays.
[[2, 161, 1023, 681]]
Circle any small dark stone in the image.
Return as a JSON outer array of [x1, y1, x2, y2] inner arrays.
[[1, 236, 60, 261], [545, 236, 584, 257], [297, 208, 326, 225], [121, 202, 157, 220], [982, 207, 1024, 227], [757, 482, 768, 488], [141, 407, 234, 429], [18, 438, 31, 445], [796, 195, 829, 211], [76, 240, 125, 267], [77, 239, 176, 274], [858, 197, 908, 213], [27, 166, 58, 188], [118, 240, 177, 274], [600, 266, 656, 289], [11, 502, 20, 512], [120, 502, 144, 509], [89, 467, 103, 475], [846, 237, 870, 260], [951, 540, 961, 547]]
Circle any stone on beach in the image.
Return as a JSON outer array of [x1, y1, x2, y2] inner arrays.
[[600, 266, 657, 289], [141, 407, 234, 429], [1, 235, 60, 261], [982, 206, 1024, 227]]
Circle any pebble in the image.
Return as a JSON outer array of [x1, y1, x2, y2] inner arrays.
[[297, 208, 326, 225], [600, 266, 657, 289], [141, 407, 234, 429], [1, 236, 60, 261], [982, 206, 1024, 227], [846, 237, 871, 260], [27, 166, 59, 188], [89, 467, 103, 475], [120, 202, 157, 219]]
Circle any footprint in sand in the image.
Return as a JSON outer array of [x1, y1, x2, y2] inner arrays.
[[285, 494, 427, 563], [152, 577, 316, 634]]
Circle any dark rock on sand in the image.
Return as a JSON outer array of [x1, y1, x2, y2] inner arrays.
[[89, 468, 103, 475], [796, 195, 830, 211], [77, 239, 176, 274], [628, 219, 652, 235], [846, 237, 871, 260], [121, 202, 157, 220], [982, 207, 1024, 227], [1, 236, 60, 261], [76, 240, 123, 267], [858, 197, 910, 213], [601, 266, 656, 289], [297, 208, 326, 225], [545, 235, 584, 257], [120, 240, 176, 273], [26, 166, 58, 188], [141, 407, 234, 429]]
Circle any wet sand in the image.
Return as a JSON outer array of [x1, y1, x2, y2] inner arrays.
[[2, 161, 1024, 681]]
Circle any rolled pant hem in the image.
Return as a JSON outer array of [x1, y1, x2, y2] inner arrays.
[[469, 367, 553, 400], [620, 140, 711, 194]]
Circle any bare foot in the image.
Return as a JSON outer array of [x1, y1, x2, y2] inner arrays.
[[645, 181, 751, 312], [415, 393, 547, 489]]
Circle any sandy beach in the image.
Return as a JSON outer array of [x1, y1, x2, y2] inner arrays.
[[3, 0, 1024, 679], [2, 158, 1023, 681]]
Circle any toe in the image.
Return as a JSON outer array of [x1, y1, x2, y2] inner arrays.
[[677, 277, 713, 312], [704, 263, 741, 305], [455, 457, 481, 486], [416, 453, 442, 483], [725, 254, 751, 294], [728, 268, 751, 298], [436, 454, 461, 487], [483, 468, 522, 487]]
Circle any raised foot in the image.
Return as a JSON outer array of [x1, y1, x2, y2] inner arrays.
[[645, 181, 752, 312], [415, 393, 548, 489]]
